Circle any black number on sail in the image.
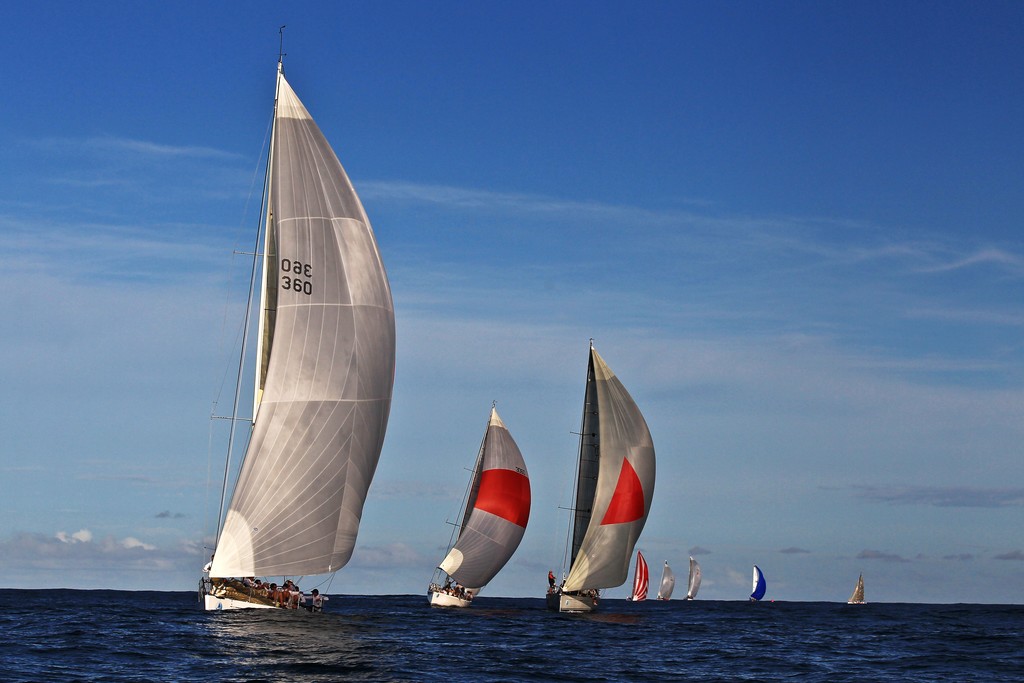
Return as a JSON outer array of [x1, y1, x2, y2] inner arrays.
[[281, 259, 314, 295]]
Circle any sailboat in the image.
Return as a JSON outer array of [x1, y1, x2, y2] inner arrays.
[[627, 551, 649, 601], [547, 343, 656, 613], [750, 565, 767, 602], [201, 54, 396, 611], [427, 406, 531, 608], [847, 573, 866, 605], [685, 556, 701, 600], [656, 560, 675, 600]]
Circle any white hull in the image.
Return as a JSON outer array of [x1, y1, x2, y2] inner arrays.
[[546, 591, 598, 613], [203, 593, 277, 611], [428, 590, 472, 608]]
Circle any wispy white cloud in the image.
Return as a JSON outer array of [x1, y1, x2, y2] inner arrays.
[[31, 135, 242, 161], [349, 542, 425, 569], [853, 485, 1024, 508], [0, 530, 194, 580], [369, 480, 461, 500], [917, 248, 1024, 275], [904, 307, 1024, 327], [779, 547, 811, 554], [121, 537, 156, 551], [56, 529, 93, 544]]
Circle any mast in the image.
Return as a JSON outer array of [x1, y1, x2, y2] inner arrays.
[[253, 57, 284, 420], [212, 61, 281, 546], [566, 342, 600, 574]]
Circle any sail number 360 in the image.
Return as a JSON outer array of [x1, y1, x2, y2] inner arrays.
[[281, 259, 313, 295]]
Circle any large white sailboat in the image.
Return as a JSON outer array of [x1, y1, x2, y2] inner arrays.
[[685, 556, 701, 600], [428, 406, 531, 607], [548, 344, 656, 613], [201, 54, 395, 611]]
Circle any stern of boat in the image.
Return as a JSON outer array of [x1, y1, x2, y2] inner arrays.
[[427, 584, 472, 608], [546, 590, 598, 613]]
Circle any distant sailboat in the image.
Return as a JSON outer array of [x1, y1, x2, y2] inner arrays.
[[427, 406, 531, 608], [685, 556, 702, 600], [750, 565, 767, 602], [847, 573, 866, 605], [201, 53, 395, 611], [547, 343, 656, 613], [656, 561, 675, 600], [628, 551, 649, 601]]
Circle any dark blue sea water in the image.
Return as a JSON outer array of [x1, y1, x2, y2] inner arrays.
[[0, 590, 1020, 682]]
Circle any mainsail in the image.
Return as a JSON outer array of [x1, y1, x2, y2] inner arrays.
[[848, 573, 865, 604], [210, 64, 395, 579], [750, 565, 767, 602], [438, 407, 531, 589], [685, 556, 701, 600], [562, 345, 656, 592], [629, 551, 649, 601], [657, 560, 675, 600]]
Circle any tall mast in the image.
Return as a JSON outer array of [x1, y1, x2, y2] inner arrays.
[[213, 46, 284, 547]]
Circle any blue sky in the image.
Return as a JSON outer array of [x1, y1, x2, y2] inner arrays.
[[2, 1, 1022, 602]]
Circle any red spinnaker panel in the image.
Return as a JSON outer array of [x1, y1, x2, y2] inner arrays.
[[475, 469, 531, 528], [601, 458, 645, 525]]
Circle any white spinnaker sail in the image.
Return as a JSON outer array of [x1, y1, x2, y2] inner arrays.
[[686, 556, 701, 599], [657, 561, 675, 600], [211, 68, 395, 578], [438, 408, 531, 589], [563, 346, 655, 592]]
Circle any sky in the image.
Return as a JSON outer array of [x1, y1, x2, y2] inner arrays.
[[2, 1, 1022, 603]]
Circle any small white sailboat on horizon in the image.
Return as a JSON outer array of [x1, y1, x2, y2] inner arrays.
[[847, 573, 866, 605], [685, 556, 702, 600], [548, 343, 656, 613], [627, 551, 649, 601], [428, 406, 531, 608], [656, 560, 675, 600], [750, 565, 767, 602], [201, 50, 395, 611]]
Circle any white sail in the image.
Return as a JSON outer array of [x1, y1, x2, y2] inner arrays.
[[562, 345, 656, 592], [437, 407, 531, 589], [657, 561, 675, 600], [210, 65, 395, 579], [686, 556, 701, 599], [848, 573, 865, 604]]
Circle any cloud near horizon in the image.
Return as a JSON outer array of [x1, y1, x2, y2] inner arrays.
[[853, 486, 1024, 508], [779, 547, 811, 555], [349, 542, 425, 569], [857, 549, 911, 563], [993, 550, 1024, 561], [0, 530, 197, 575]]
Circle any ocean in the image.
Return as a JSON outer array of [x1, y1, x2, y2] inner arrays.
[[1, 589, 1020, 681]]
